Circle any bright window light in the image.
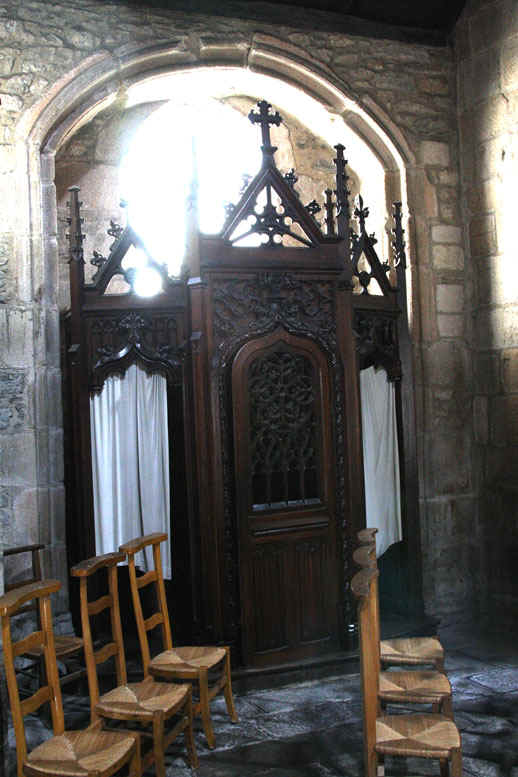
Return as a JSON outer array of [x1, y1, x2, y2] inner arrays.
[[120, 98, 261, 277]]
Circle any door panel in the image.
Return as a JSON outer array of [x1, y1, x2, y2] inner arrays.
[[232, 329, 340, 667]]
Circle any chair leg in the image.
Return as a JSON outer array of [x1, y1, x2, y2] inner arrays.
[[185, 689, 199, 769], [450, 748, 462, 777], [440, 757, 449, 777], [442, 695, 454, 719], [223, 647, 238, 724], [199, 669, 215, 749], [129, 733, 142, 777], [153, 713, 166, 777]]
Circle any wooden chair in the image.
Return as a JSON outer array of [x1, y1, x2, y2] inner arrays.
[[71, 552, 198, 776], [352, 567, 462, 777], [352, 544, 452, 716], [4, 544, 84, 690], [119, 533, 238, 749], [0, 579, 141, 777], [356, 529, 445, 672]]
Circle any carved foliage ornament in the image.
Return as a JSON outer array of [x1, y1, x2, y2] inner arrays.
[[89, 312, 184, 391]]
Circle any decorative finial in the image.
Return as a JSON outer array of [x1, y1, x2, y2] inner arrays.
[[392, 201, 407, 270], [324, 189, 336, 236], [248, 100, 282, 160], [66, 186, 85, 264], [284, 169, 298, 189], [333, 144, 351, 242]]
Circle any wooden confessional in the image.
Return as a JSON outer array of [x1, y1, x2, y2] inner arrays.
[[62, 100, 422, 669]]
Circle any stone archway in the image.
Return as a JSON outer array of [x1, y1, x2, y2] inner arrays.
[[11, 34, 421, 613]]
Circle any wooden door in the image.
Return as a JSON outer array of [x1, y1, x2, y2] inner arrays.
[[232, 329, 341, 667]]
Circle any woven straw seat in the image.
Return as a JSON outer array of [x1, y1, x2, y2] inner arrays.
[[380, 636, 444, 669], [379, 670, 451, 707], [71, 552, 198, 777], [26, 729, 137, 777], [120, 533, 238, 749], [27, 635, 84, 660], [376, 713, 461, 758], [150, 646, 227, 676], [97, 676, 189, 719], [0, 579, 140, 777]]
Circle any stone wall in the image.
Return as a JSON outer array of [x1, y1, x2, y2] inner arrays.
[[0, 0, 473, 620], [456, 0, 518, 627]]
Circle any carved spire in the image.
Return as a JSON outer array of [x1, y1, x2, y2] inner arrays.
[[333, 144, 351, 242], [248, 100, 282, 161], [392, 201, 407, 270], [324, 188, 336, 236], [67, 185, 85, 264]]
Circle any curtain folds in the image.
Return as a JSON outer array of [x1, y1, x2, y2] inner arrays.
[[90, 363, 171, 578], [360, 365, 402, 558]]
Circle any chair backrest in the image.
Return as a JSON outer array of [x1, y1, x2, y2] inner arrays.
[[0, 580, 64, 777], [3, 544, 45, 616], [351, 566, 380, 777], [70, 552, 127, 724], [353, 541, 380, 649], [119, 533, 172, 677]]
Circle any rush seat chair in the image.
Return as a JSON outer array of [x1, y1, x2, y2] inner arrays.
[[71, 551, 198, 776], [119, 532, 238, 749], [0, 579, 140, 777], [352, 566, 462, 777]]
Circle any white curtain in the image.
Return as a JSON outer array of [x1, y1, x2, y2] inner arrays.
[[90, 363, 171, 578], [360, 366, 402, 557]]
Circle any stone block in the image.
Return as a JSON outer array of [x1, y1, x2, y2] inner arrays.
[[420, 140, 450, 167], [502, 35, 518, 91], [418, 266, 437, 341], [474, 395, 489, 444], [432, 244, 464, 270], [0, 432, 37, 485], [470, 213, 497, 257], [437, 284, 464, 313], [432, 224, 462, 244], [475, 350, 501, 394], [476, 305, 518, 349], [425, 386, 471, 431], [12, 486, 40, 545], [424, 429, 471, 496], [438, 314, 465, 338], [490, 395, 518, 445], [415, 75, 449, 96], [49, 429, 64, 483], [0, 370, 26, 432], [423, 340, 471, 389], [502, 348, 518, 392], [0, 308, 34, 367], [476, 138, 505, 182], [50, 485, 66, 544], [470, 1, 507, 53]]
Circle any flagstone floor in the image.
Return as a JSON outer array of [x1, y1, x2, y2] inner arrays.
[[8, 621, 518, 777]]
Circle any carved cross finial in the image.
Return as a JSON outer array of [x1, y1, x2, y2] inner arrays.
[[248, 100, 282, 159]]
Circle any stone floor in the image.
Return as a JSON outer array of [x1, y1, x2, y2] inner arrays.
[[7, 621, 518, 776]]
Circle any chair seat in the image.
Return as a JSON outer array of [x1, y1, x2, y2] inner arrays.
[[97, 676, 190, 720], [376, 713, 460, 759], [379, 670, 451, 704], [26, 635, 84, 660], [380, 636, 444, 666], [25, 729, 136, 777], [150, 646, 226, 676]]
